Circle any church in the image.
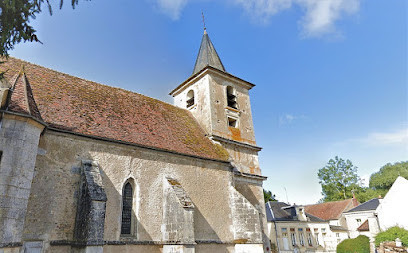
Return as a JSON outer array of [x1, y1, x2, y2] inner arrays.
[[0, 30, 269, 253]]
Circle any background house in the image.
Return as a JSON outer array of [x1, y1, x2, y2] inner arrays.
[[266, 201, 348, 253], [344, 198, 381, 240]]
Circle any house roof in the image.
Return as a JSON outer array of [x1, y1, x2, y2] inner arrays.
[[1, 57, 230, 161], [266, 202, 292, 221], [345, 198, 380, 213], [266, 201, 325, 222], [192, 30, 226, 75], [305, 198, 359, 221], [357, 220, 369, 231], [330, 225, 348, 231]]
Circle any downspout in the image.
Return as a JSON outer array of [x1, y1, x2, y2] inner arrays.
[[268, 202, 281, 253]]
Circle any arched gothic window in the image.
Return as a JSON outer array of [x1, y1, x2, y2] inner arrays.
[[121, 182, 133, 235], [186, 90, 195, 108], [226, 86, 237, 109]]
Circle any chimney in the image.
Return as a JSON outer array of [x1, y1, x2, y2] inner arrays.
[[352, 191, 359, 207]]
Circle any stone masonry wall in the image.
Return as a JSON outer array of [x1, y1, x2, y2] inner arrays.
[[23, 130, 236, 252], [0, 114, 44, 247], [162, 178, 194, 244], [230, 185, 262, 244]]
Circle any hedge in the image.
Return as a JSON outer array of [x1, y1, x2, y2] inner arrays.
[[337, 235, 370, 253], [375, 226, 408, 246]]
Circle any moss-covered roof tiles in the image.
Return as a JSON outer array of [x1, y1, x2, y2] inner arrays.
[[1, 57, 229, 161]]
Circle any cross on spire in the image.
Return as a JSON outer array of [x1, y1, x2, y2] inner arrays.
[[201, 11, 206, 33]]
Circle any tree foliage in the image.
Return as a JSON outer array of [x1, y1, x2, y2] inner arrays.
[[370, 161, 408, 190], [318, 156, 361, 202], [375, 226, 408, 246], [264, 189, 277, 203], [0, 0, 81, 57], [356, 161, 408, 203], [337, 235, 370, 253]]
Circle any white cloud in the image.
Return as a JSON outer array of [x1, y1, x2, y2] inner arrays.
[[298, 0, 360, 37], [233, 0, 293, 24], [154, 0, 189, 20], [362, 128, 408, 146], [152, 0, 360, 37], [339, 128, 408, 147], [279, 113, 308, 125]]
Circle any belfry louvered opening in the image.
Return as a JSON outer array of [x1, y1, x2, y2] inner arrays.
[[226, 86, 237, 109]]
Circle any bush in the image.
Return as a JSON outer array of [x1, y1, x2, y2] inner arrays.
[[375, 226, 408, 246], [337, 235, 370, 253]]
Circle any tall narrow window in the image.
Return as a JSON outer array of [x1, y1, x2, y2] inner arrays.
[[298, 228, 305, 246], [291, 232, 296, 246], [121, 182, 133, 235], [186, 90, 195, 108], [226, 86, 237, 109], [307, 233, 313, 246]]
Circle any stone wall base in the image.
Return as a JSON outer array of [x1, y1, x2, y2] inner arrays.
[[163, 245, 195, 253], [234, 244, 264, 253], [72, 246, 104, 253], [0, 247, 20, 253]]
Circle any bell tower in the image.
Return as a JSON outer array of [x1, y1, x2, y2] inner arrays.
[[170, 29, 262, 175]]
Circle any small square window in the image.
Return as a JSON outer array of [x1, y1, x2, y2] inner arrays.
[[228, 117, 238, 128]]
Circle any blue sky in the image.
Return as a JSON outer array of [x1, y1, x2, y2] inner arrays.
[[10, 0, 407, 204]]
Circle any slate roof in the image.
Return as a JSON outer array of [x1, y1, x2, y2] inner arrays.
[[1, 57, 230, 161], [357, 220, 369, 231], [330, 225, 348, 231], [192, 30, 226, 75], [266, 201, 325, 222], [305, 198, 359, 221], [345, 198, 380, 213]]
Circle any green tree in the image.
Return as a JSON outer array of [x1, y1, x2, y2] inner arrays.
[[337, 235, 370, 253], [263, 189, 277, 203], [375, 226, 408, 246], [356, 161, 408, 202], [370, 161, 408, 190], [318, 156, 362, 202], [0, 0, 82, 57]]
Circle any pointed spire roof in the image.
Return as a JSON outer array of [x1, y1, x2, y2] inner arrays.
[[6, 67, 43, 121], [192, 29, 226, 75]]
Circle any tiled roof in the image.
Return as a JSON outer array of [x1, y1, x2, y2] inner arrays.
[[305, 199, 359, 221], [357, 220, 369, 231], [6, 71, 43, 121], [1, 57, 229, 161], [345, 198, 380, 213], [266, 202, 325, 222]]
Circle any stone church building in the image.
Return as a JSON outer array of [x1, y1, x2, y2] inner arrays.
[[0, 30, 269, 253]]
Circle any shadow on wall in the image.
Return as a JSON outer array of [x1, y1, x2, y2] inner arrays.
[[24, 134, 234, 252], [194, 205, 221, 242]]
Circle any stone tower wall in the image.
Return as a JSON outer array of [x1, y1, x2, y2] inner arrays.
[[0, 113, 44, 249]]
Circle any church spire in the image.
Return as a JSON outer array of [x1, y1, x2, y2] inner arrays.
[[192, 29, 226, 75]]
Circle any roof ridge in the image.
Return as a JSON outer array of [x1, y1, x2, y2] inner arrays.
[[305, 198, 353, 207], [3, 57, 185, 113]]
